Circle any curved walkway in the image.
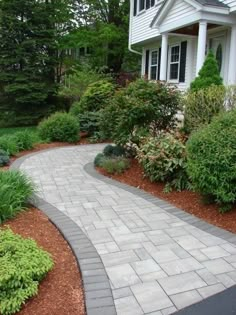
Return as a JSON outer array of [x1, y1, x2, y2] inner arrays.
[[15, 144, 236, 315]]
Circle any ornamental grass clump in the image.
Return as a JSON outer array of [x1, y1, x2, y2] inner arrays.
[[0, 170, 35, 223], [0, 228, 53, 315], [186, 110, 236, 212]]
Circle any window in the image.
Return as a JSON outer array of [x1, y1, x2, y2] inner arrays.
[[150, 50, 158, 80], [169, 45, 180, 81], [134, 0, 155, 14]]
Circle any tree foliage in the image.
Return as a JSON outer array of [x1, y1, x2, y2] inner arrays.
[[0, 0, 74, 106]]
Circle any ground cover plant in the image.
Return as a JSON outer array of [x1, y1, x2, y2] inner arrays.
[[0, 228, 53, 315], [0, 170, 34, 223], [38, 112, 80, 143], [187, 110, 236, 212]]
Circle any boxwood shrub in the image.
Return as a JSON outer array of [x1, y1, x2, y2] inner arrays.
[[186, 110, 236, 211], [38, 112, 80, 143], [0, 228, 53, 315]]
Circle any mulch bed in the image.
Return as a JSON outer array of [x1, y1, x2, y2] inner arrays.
[[97, 159, 236, 234], [3, 208, 85, 315]]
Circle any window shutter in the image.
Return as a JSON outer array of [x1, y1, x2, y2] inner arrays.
[[157, 47, 161, 80], [151, 0, 155, 6], [179, 41, 187, 83], [133, 0, 137, 16], [145, 50, 150, 77], [146, 0, 151, 9]]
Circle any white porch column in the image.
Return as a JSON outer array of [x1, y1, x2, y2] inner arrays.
[[160, 33, 168, 81], [228, 25, 236, 85], [196, 21, 207, 76]]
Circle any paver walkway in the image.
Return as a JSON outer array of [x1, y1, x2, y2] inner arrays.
[[19, 144, 236, 315]]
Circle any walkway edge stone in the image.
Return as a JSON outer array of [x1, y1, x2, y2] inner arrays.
[[84, 162, 236, 245], [10, 150, 117, 315]]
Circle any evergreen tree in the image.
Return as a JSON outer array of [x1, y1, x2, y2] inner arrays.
[[190, 51, 223, 91], [0, 0, 73, 106]]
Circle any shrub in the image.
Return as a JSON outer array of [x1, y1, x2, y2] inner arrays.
[[184, 85, 226, 133], [186, 110, 236, 211], [99, 80, 180, 145], [0, 170, 35, 223], [225, 85, 236, 110], [190, 51, 223, 91], [0, 149, 10, 167], [0, 228, 53, 315], [94, 153, 105, 167], [0, 135, 19, 156], [73, 80, 115, 113], [77, 111, 101, 136], [101, 157, 130, 175], [13, 131, 36, 151], [103, 145, 126, 157], [137, 132, 191, 192], [38, 112, 80, 143]]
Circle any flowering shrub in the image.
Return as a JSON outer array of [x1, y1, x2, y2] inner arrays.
[[137, 132, 191, 192]]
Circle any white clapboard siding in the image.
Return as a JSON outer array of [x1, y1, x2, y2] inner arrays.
[[161, 0, 196, 28], [131, 2, 162, 45]]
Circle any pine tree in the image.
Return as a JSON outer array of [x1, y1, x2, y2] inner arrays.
[[190, 51, 223, 91], [0, 0, 73, 106]]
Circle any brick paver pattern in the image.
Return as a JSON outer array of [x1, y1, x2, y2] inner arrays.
[[20, 144, 236, 315]]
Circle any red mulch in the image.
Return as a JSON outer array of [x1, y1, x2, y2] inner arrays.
[[98, 159, 236, 234], [3, 208, 85, 315]]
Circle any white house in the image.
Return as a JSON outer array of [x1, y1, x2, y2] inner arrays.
[[129, 0, 236, 90]]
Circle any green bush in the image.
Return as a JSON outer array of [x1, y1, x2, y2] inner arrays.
[[190, 51, 223, 91], [101, 157, 130, 175], [137, 132, 191, 192], [99, 79, 180, 145], [184, 85, 226, 133], [186, 110, 236, 211], [13, 131, 36, 151], [0, 136, 19, 156], [0, 149, 10, 167], [72, 80, 115, 114], [103, 145, 126, 157], [94, 153, 105, 167], [38, 112, 80, 143], [0, 170, 35, 223], [0, 228, 53, 315], [78, 111, 101, 136], [225, 85, 236, 110]]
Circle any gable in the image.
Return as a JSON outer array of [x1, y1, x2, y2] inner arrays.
[[161, 0, 197, 28]]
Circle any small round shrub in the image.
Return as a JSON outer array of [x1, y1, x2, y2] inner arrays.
[[74, 80, 115, 113], [38, 112, 80, 143], [101, 157, 130, 175], [0, 149, 10, 166], [103, 145, 126, 157], [184, 85, 225, 134], [137, 132, 190, 191], [0, 135, 19, 156], [94, 153, 105, 167], [186, 110, 236, 211], [0, 228, 53, 315]]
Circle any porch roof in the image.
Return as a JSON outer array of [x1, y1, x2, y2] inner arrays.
[[150, 0, 229, 29]]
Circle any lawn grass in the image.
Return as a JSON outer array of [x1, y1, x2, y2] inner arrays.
[[0, 126, 37, 137]]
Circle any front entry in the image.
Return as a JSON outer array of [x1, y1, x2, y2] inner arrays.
[[209, 35, 225, 78]]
